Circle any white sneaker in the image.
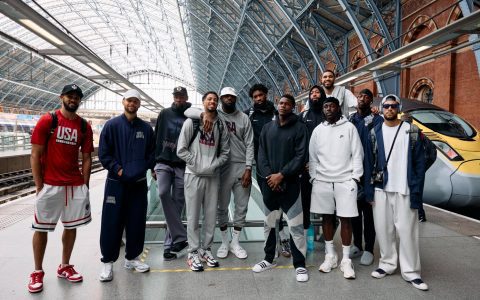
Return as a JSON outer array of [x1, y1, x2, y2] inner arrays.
[[340, 259, 355, 279], [252, 260, 276, 273], [349, 245, 362, 258], [124, 258, 150, 273], [319, 254, 338, 273], [295, 267, 309, 282], [230, 243, 248, 259], [411, 278, 428, 291], [99, 262, 113, 282], [217, 243, 229, 259], [360, 251, 374, 265]]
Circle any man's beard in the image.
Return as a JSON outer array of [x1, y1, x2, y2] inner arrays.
[[63, 100, 79, 113], [384, 114, 398, 121], [221, 100, 236, 111]]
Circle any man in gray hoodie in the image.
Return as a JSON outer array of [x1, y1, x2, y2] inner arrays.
[[184, 87, 254, 259], [177, 91, 230, 272]]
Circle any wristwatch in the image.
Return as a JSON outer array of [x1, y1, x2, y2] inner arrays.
[[245, 165, 252, 170]]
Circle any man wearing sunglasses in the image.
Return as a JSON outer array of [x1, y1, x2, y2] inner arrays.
[[364, 94, 428, 291]]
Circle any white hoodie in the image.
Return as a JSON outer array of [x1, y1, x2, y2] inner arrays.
[[308, 116, 364, 182]]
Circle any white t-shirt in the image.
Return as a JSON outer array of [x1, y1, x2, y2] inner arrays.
[[381, 122, 410, 195], [325, 86, 357, 116]]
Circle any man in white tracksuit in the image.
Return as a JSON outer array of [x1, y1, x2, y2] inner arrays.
[[309, 97, 363, 279], [177, 91, 230, 272], [184, 87, 254, 259]]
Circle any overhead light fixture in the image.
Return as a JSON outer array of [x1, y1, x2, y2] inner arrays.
[[119, 82, 131, 90], [336, 75, 359, 85], [384, 45, 431, 65], [19, 19, 65, 46], [86, 62, 109, 75]]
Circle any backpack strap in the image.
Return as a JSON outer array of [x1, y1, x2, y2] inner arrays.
[[80, 117, 87, 134], [45, 111, 58, 145], [188, 119, 200, 149], [370, 127, 378, 175], [216, 119, 224, 157]]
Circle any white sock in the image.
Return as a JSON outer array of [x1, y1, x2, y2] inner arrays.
[[342, 245, 351, 261], [221, 229, 229, 245], [231, 229, 241, 246], [325, 240, 335, 255]]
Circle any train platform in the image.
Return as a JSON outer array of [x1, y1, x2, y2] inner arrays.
[[0, 170, 479, 299]]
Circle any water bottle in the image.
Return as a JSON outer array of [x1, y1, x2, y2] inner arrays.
[[307, 225, 315, 252]]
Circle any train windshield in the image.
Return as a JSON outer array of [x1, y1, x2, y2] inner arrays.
[[410, 110, 476, 139]]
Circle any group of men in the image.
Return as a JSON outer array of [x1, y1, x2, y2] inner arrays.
[[27, 69, 429, 293]]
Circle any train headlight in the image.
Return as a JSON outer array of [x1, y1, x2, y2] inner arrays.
[[432, 141, 464, 161]]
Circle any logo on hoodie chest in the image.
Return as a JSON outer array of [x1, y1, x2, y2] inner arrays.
[[225, 121, 236, 134], [136, 131, 144, 139]]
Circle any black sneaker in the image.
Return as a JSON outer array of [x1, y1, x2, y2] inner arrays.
[[163, 249, 177, 261], [171, 241, 188, 253]]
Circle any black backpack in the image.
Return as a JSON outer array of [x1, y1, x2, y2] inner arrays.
[[409, 124, 437, 170], [47, 111, 88, 144], [187, 118, 224, 157]]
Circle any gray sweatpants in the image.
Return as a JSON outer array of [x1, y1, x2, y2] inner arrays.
[[218, 162, 251, 228], [184, 173, 220, 252], [154, 163, 187, 249]]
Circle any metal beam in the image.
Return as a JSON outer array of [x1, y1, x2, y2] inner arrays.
[[460, 0, 480, 76], [310, 15, 344, 71], [286, 40, 314, 85], [337, 0, 385, 94], [245, 15, 300, 91], [219, 0, 250, 90], [272, 0, 325, 74], [364, 0, 396, 52]]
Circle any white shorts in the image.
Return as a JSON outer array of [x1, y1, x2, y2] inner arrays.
[[310, 179, 359, 217], [32, 184, 91, 232]]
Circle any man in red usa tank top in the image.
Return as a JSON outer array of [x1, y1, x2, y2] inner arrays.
[[28, 84, 94, 293]]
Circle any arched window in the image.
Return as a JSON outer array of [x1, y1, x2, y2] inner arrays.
[[417, 85, 433, 103], [409, 78, 434, 103]]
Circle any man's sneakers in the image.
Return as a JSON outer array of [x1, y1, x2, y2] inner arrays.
[[295, 267, 309, 282], [124, 258, 150, 273], [360, 251, 374, 265], [319, 253, 338, 273], [252, 260, 276, 273], [99, 262, 113, 282], [28, 270, 44, 293], [187, 250, 204, 272], [349, 245, 362, 258], [57, 264, 83, 282], [410, 278, 429, 291], [164, 241, 189, 261], [280, 239, 291, 257], [199, 248, 220, 267], [163, 249, 177, 261], [217, 243, 229, 258], [230, 243, 248, 259], [340, 259, 355, 279], [371, 268, 388, 279]]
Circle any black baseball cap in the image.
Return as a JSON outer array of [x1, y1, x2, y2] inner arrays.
[[61, 84, 83, 98], [172, 86, 188, 96]]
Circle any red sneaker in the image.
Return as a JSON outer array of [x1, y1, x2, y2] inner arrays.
[[57, 265, 83, 282], [28, 271, 44, 293]]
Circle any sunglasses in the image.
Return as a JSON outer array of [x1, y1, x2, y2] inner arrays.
[[382, 103, 399, 109]]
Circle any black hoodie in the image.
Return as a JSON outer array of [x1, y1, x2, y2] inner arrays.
[[244, 101, 277, 162], [154, 102, 192, 166], [257, 113, 308, 181]]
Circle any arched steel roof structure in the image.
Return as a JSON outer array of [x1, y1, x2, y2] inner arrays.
[[0, 0, 479, 112]]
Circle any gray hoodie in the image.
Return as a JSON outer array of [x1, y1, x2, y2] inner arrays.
[[177, 116, 230, 176], [184, 107, 254, 167]]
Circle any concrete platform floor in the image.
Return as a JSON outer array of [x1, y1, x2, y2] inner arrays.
[[1, 170, 480, 299]]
